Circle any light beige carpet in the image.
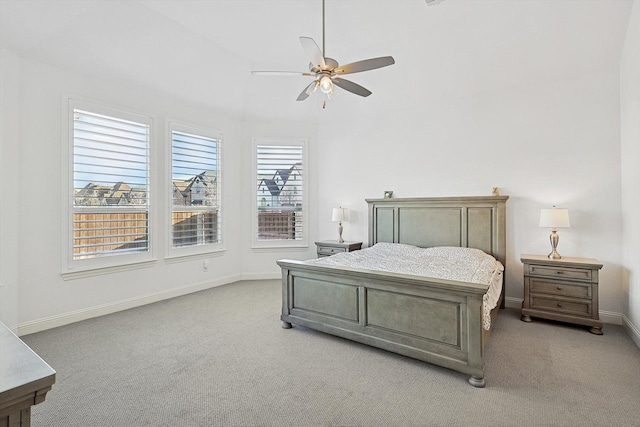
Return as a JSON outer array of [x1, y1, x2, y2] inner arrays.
[[22, 279, 640, 426]]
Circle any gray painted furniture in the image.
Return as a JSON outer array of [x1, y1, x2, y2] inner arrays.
[[0, 322, 55, 427], [278, 195, 508, 387], [315, 240, 363, 258], [521, 254, 603, 334]]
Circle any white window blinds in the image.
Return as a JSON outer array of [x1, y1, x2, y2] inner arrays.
[[256, 143, 304, 242], [72, 109, 150, 260], [171, 128, 221, 248]]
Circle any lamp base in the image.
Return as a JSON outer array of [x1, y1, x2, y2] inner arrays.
[[548, 230, 562, 259], [548, 250, 562, 260]]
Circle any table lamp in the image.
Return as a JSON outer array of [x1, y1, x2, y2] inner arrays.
[[332, 207, 348, 243], [539, 207, 570, 259]]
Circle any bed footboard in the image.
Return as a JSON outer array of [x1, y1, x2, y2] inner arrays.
[[278, 259, 491, 387]]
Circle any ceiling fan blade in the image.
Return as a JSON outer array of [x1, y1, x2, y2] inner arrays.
[[300, 37, 326, 69], [334, 56, 395, 75], [332, 77, 372, 97], [252, 71, 315, 76], [296, 81, 318, 101]]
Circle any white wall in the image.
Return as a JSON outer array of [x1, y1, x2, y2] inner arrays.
[[620, 0, 640, 345], [0, 47, 22, 329], [316, 66, 624, 321], [1, 4, 636, 337], [2, 56, 236, 333]]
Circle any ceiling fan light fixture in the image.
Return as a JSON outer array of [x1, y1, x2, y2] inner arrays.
[[307, 80, 320, 95], [319, 75, 333, 94], [251, 0, 395, 105]]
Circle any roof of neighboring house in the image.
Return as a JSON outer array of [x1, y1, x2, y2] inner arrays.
[[257, 164, 303, 197], [173, 171, 216, 197], [75, 182, 147, 206], [75, 183, 96, 197], [173, 181, 190, 192], [275, 169, 291, 183], [75, 183, 111, 196], [110, 182, 131, 198], [259, 178, 281, 197]]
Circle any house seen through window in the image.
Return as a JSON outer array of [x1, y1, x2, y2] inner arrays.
[[72, 108, 150, 260], [255, 142, 305, 243], [171, 127, 221, 249]]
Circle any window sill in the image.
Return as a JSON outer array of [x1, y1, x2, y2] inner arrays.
[[61, 259, 158, 281], [165, 249, 226, 264]]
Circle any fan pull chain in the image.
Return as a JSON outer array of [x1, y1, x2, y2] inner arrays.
[[322, 91, 329, 109]]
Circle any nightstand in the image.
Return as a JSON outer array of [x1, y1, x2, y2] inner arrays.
[[521, 255, 603, 334], [315, 241, 362, 258]]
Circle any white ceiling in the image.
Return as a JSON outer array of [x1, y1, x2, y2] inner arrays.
[[0, 0, 633, 121]]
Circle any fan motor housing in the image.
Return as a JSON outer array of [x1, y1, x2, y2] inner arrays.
[[323, 57, 339, 69]]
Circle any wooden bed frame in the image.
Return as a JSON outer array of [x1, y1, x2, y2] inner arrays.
[[278, 196, 508, 387]]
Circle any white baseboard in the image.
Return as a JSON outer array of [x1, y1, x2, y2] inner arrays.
[[240, 272, 281, 281], [599, 310, 623, 325], [622, 315, 640, 349], [504, 296, 522, 309], [17, 273, 243, 336]]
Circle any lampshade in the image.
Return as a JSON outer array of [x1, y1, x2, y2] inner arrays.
[[539, 208, 570, 229], [332, 207, 347, 222]]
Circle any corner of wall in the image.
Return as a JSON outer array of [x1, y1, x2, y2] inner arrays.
[[0, 47, 22, 329], [622, 314, 640, 349], [619, 0, 640, 348]]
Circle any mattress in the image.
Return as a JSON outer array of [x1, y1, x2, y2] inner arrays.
[[309, 243, 504, 330]]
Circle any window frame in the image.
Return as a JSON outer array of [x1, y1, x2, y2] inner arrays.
[[252, 137, 308, 249], [62, 98, 155, 277], [167, 122, 224, 259]]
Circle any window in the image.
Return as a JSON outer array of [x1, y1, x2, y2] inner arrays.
[[253, 138, 307, 248], [70, 103, 151, 266], [170, 124, 222, 253]]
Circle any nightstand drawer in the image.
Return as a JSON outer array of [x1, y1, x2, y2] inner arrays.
[[529, 278, 591, 299], [531, 296, 591, 317], [527, 264, 592, 281], [318, 246, 346, 256]]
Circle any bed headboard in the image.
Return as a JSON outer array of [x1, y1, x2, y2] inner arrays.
[[366, 196, 508, 267]]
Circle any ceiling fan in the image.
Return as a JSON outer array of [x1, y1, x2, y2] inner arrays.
[[251, 0, 395, 107]]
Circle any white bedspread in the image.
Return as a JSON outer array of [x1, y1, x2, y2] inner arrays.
[[309, 243, 504, 330]]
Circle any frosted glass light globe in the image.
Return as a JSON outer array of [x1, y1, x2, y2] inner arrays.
[[319, 76, 333, 94]]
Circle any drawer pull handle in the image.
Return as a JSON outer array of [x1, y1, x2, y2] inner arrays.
[[557, 303, 563, 307], [557, 286, 562, 290], [556, 271, 564, 274]]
